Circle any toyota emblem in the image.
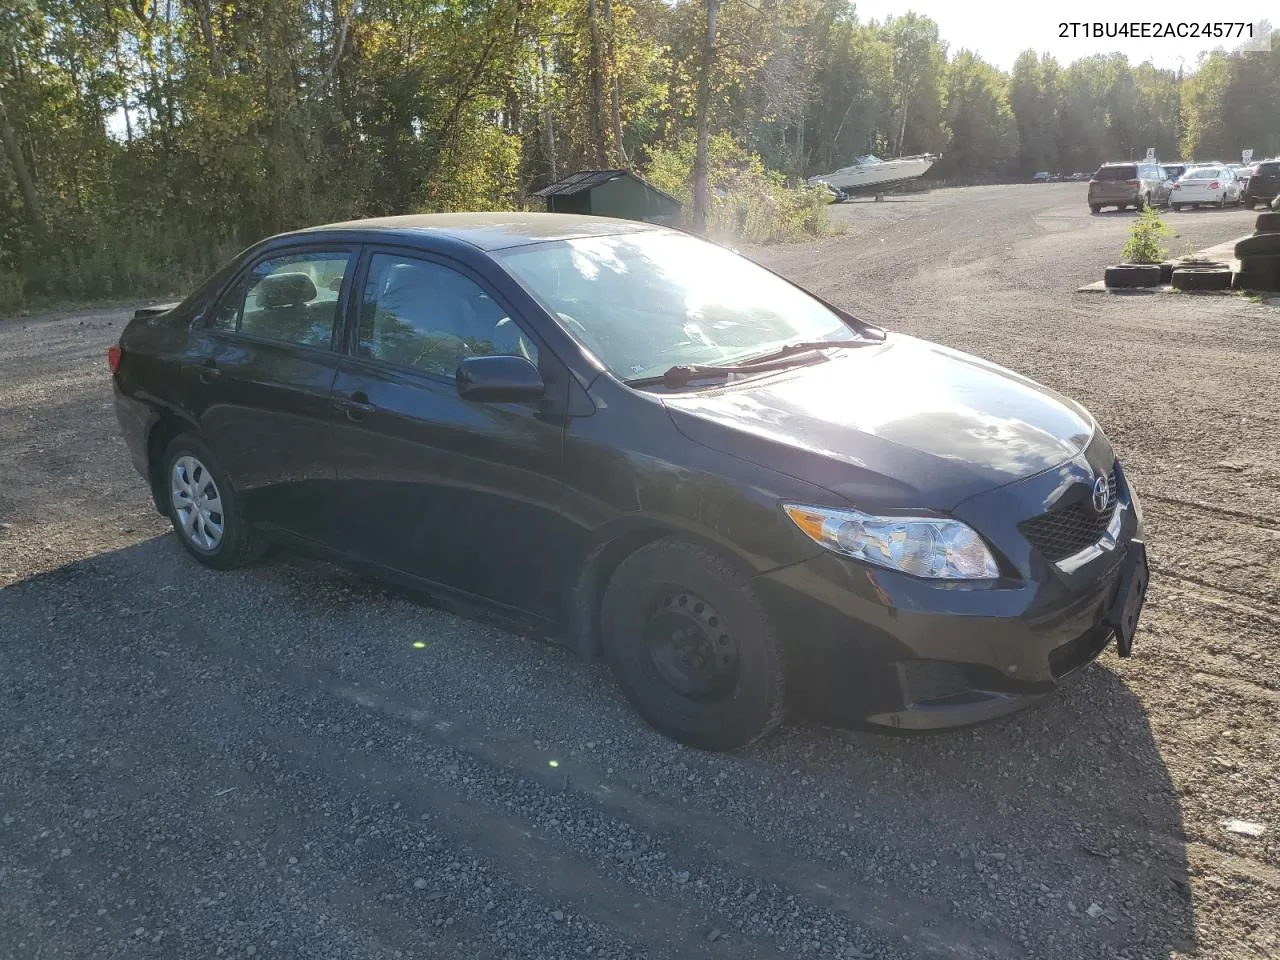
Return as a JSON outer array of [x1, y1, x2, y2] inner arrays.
[[1091, 475, 1110, 513]]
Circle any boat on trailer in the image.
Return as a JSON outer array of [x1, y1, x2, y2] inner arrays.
[[806, 153, 939, 200]]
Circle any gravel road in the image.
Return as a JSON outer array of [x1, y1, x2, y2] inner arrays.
[[2, 183, 1276, 960]]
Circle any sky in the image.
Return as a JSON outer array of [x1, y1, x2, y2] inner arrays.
[[848, 0, 1273, 72]]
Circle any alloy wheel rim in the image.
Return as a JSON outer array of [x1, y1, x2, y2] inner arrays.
[[171, 454, 224, 552], [644, 591, 739, 699]]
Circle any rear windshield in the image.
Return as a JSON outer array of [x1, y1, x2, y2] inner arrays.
[[1184, 167, 1222, 180], [1257, 162, 1280, 176], [1095, 165, 1137, 181]]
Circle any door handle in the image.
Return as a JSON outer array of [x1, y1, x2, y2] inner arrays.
[[334, 393, 376, 420], [186, 358, 222, 382]]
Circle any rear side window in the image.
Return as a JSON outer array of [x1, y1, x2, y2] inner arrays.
[[210, 251, 352, 348], [1095, 165, 1137, 181], [357, 254, 538, 376]]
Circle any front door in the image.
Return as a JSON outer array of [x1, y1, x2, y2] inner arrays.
[[327, 249, 570, 621], [184, 247, 356, 539]]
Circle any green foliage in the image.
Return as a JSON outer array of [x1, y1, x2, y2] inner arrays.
[[0, 0, 1276, 312], [647, 132, 834, 243], [1121, 206, 1171, 265]]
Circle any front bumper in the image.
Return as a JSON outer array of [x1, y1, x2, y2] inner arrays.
[[754, 450, 1143, 732]]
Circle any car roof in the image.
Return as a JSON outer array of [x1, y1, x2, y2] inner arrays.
[[287, 212, 666, 252]]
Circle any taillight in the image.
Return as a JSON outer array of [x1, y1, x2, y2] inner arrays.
[[1172, 182, 1180, 190], [107, 344, 122, 374], [1208, 181, 1220, 190]]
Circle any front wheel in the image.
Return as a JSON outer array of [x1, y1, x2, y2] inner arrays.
[[162, 434, 261, 569], [601, 539, 787, 751]]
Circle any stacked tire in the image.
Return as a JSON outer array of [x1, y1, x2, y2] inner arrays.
[[1104, 263, 1161, 289], [1232, 214, 1280, 293]]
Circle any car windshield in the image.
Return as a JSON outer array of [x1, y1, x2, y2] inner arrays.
[[1184, 167, 1222, 180], [497, 232, 857, 382], [1095, 165, 1136, 181]]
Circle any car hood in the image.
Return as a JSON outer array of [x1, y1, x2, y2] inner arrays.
[[663, 333, 1095, 511]]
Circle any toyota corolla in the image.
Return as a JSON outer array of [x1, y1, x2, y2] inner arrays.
[[110, 213, 1149, 750]]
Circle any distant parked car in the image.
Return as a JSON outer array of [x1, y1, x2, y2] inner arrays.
[[1032, 171, 1050, 182], [1088, 162, 1172, 212], [1169, 165, 1243, 209], [1242, 160, 1280, 208]]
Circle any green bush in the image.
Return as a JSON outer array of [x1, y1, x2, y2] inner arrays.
[[0, 269, 23, 315], [1121, 206, 1171, 264], [646, 133, 837, 244]]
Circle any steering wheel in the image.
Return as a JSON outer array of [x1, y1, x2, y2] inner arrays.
[[555, 311, 590, 341], [493, 317, 537, 363]]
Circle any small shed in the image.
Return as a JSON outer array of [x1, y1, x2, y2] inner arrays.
[[532, 169, 683, 224]]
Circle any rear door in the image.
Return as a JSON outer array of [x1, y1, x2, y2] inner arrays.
[[183, 246, 356, 539], [1251, 162, 1280, 199], [1093, 166, 1137, 204], [326, 247, 572, 621]]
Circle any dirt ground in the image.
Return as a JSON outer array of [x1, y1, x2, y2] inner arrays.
[[1, 183, 1276, 960]]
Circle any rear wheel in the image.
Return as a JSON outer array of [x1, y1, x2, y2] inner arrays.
[[161, 434, 261, 569], [1171, 202, 1183, 212], [601, 539, 787, 751], [1089, 204, 1101, 214]]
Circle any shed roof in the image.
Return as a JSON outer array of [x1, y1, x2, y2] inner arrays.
[[532, 169, 682, 206]]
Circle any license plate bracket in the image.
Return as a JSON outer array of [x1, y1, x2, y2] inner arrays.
[[1106, 539, 1149, 658]]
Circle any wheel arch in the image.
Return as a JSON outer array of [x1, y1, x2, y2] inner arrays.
[[567, 519, 762, 663], [145, 411, 200, 514]]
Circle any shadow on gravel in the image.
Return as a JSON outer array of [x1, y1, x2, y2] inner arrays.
[[783, 664, 1198, 957], [2, 537, 1199, 960]]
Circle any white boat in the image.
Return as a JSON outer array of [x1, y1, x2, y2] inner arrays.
[[806, 153, 939, 196]]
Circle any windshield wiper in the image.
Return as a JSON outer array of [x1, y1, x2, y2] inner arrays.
[[628, 341, 865, 389], [733, 338, 875, 366]]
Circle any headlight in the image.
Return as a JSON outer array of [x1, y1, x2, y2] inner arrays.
[[783, 503, 999, 580]]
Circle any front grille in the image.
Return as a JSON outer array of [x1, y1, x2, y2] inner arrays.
[[1019, 469, 1118, 563]]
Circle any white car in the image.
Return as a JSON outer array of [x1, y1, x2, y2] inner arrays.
[[1169, 165, 1243, 209]]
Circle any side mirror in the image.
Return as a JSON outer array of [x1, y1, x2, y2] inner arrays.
[[455, 355, 545, 403]]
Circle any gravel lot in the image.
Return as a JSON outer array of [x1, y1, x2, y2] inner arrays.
[[2, 183, 1276, 960]]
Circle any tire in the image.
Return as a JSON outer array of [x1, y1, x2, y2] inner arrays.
[[1255, 212, 1280, 233], [1238, 253, 1280, 274], [1104, 263, 1161, 288], [161, 434, 261, 569], [1135, 195, 1147, 212], [1170, 203, 1183, 212], [1232, 269, 1280, 293], [1089, 204, 1101, 214], [1171, 267, 1232, 291], [600, 539, 787, 751], [1235, 233, 1280, 257], [1245, 197, 1257, 210]]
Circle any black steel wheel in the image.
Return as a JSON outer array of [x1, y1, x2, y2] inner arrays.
[[601, 539, 786, 751]]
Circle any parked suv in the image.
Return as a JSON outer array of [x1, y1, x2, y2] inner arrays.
[[1243, 160, 1280, 208], [1088, 163, 1171, 213]]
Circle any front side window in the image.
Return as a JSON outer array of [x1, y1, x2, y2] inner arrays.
[[358, 254, 538, 376], [497, 232, 858, 382], [210, 251, 351, 348]]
